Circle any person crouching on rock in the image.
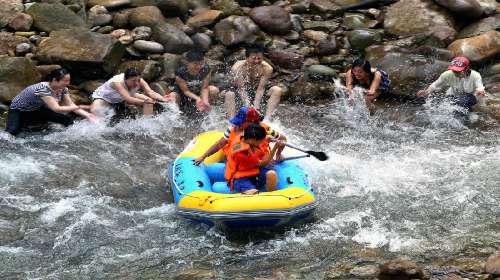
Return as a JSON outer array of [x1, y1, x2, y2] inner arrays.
[[90, 68, 171, 118], [417, 56, 486, 111], [165, 50, 220, 114], [345, 58, 390, 115], [5, 68, 96, 136], [224, 123, 284, 195]]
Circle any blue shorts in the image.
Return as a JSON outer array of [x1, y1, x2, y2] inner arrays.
[[233, 167, 273, 193], [450, 93, 477, 109]]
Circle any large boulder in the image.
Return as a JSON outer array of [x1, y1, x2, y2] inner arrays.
[[27, 3, 87, 32], [447, 30, 500, 62], [87, 0, 132, 9], [434, 0, 483, 19], [116, 60, 162, 81], [8, 13, 34, 32], [385, 0, 457, 46], [310, 0, 343, 15], [457, 15, 500, 39], [347, 29, 383, 51], [0, 57, 41, 103], [485, 252, 500, 276], [129, 6, 165, 28], [151, 22, 193, 54], [378, 257, 427, 280], [88, 5, 112, 27], [365, 44, 449, 96], [249, 6, 292, 35], [35, 30, 125, 77], [0, 0, 23, 29], [214, 16, 261, 46], [210, 0, 242, 16], [477, 0, 497, 15], [186, 10, 223, 29], [0, 32, 31, 56], [267, 49, 304, 70], [130, 0, 189, 17]]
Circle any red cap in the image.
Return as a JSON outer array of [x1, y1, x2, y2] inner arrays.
[[246, 107, 261, 123], [448, 56, 470, 72]]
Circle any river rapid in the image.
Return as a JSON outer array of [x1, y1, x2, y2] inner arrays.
[[0, 99, 499, 279]]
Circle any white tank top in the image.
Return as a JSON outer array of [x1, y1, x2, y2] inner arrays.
[[92, 74, 140, 104]]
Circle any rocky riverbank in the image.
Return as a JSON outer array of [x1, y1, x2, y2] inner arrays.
[[0, 0, 499, 119]]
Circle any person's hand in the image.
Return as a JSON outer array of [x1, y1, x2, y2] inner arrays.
[[194, 156, 205, 166], [70, 104, 80, 111], [416, 90, 428, 97], [143, 98, 155, 104], [86, 113, 98, 123], [196, 99, 211, 112], [475, 91, 486, 97], [161, 95, 174, 102]]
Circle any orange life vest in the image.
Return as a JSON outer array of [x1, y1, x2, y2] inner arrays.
[[223, 122, 271, 158], [224, 138, 266, 190]]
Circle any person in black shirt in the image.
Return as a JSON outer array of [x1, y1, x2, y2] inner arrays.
[[166, 51, 219, 113]]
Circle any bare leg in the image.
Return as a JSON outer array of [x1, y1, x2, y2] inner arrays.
[[90, 99, 112, 117], [265, 170, 277, 192], [264, 86, 283, 121], [142, 103, 154, 115], [224, 90, 236, 118]]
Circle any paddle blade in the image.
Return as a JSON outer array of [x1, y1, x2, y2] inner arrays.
[[307, 151, 328, 161]]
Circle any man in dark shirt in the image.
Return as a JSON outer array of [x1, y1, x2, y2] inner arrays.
[[166, 51, 219, 113]]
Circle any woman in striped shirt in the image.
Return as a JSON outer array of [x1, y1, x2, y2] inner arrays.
[[5, 68, 96, 136]]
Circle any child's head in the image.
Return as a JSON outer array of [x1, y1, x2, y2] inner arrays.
[[185, 50, 205, 73], [243, 123, 266, 146]]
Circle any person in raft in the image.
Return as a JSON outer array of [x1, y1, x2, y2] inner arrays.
[[165, 51, 220, 114], [194, 106, 286, 166], [345, 58, 390, 114], [5, 68, 96, 136], [224, 45, 283, 121], [416, 56, 486, 110], [90, 68, 171, 118], [225, 123, 285, 195]]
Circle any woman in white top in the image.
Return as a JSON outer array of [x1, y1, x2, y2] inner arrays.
[[417, 56, 486, 110], [90, 68, 172, 117]]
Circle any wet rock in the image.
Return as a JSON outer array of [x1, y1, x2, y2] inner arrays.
[[365, 44, 449, 96], [173, 268, 216, 280], [267, 49, 304, 70], [457, 15, 500, 39], [161, 53, 182, 80], [36, 65, 63, 80], [288, 74, 335, 101], [129, 6, 165, 28], [434, 0, 483, 19], [8, 13, 34, 32], [88, 5, 112, 27], [110, 29, 128, 38], [347, 29, 383, 51], [130, 0, 189, 17], [447, 30, 500, 62], [166, 17, 192, 35], [310, 0, 343, 15], [319, 54, 348, 66], [0, 0, 23, 29], [15, 43, 31, 55], [307, 64, 337, 78], [0, 219, 25, 245], [27, 3, 87, 33], [78, 80, 104, 94], [210, 0, 242, 17], [186, 9, 223, 29], [119, 34, 134, 45], [316, 36, 339, 56], [349, 265, 380, 278], [442, 275, 464, 280], [116, 60, 162, 81], [0, 32, 30, 56], [133, 40, 164, 54], [485, 252, 500, 276], [131, 26, 152, 40], [284, 30, 300, 42], [88, 0, 132, 9], [96, 25, 115, 34], [303, 30, 328, 42], [0, 57, 41, 103], [191, 33, 212, 50], [112, 10, 131, 28], [379, 256, 427, 280], [249, 6, 292, 35], [29, 35, 43, 45], [302, 20, 340, 32], [343, 13, 378, 30], [477, 0, 497, 15], [214, 15, 260, 46], [35, 29, 125, 77], [152, 22, 193, 54], [385, 0, 457, 46]]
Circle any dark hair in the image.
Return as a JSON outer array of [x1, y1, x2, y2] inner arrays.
[[351, 58, 374, 81], [185, 50, 204, 62], [245, 45, 265, 58], [46, 68, 69, 82], [124, 68, 140, 80], [243, 123, 266, 141]]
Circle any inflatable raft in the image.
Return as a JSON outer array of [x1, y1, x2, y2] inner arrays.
[[167, 131, 317, 228]]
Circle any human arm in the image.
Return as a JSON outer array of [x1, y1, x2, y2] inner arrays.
[[417, 72, 447, 97], [200, 71, 212, 106], [194, 137, 228, 165], [473, 73, 486, 97], [112, 82, 153, 105], [61, 94, 97, 121], [231, 61, 251, 107], [41, 94, 79, 113], [257, 142, 282, 168], [140, 78, 171, 102], [345, 69, 353, 93], [175, 76, 209, 111], [253, 64, 272, 110], [366, 71, 382, 96]]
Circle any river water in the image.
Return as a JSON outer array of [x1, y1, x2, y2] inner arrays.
[[0, 99, 499, 279]]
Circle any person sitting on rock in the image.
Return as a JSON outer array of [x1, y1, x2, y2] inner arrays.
[[417, 56, 486, 111], [90, 68, 170, 118], [224, 45, 283, 121], [225, 123, 284, 195], [345, 58, 391, 114], [5, 68, 96, 136], [194, 106, 285, 166], [166, 51, 220, 114]]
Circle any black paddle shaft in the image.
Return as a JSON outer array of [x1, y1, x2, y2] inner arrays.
[[278, 141, 329, 161]]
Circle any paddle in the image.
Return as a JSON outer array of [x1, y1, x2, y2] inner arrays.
[[278, 155, 310, 162], [276, 141, 329, 161]]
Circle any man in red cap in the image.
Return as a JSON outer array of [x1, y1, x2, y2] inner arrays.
[[417, 56, 486, 110], [194, 106, 285, 166]]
